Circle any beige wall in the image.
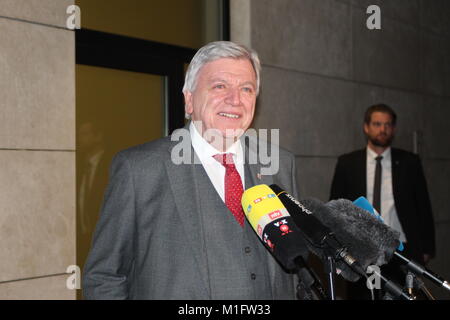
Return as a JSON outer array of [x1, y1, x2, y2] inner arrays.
[[0, 0, 76, 299]]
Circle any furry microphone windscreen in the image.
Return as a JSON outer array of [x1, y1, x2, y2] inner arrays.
[[324, 199, 400, 268], [296, 198, 370, 282]]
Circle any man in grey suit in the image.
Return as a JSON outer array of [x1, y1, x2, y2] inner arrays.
[[82, 41, 303, 299]]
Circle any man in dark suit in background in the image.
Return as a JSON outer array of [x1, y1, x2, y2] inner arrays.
[[82, 41, 303, 299], [330, 103, 435, 299]]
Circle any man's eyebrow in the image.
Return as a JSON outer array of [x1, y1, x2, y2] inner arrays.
[[208, 77, 255, 86], [208, 77, 228, 83], [240, 81, 256, 87]]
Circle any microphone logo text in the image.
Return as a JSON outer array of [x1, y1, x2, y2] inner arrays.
[[285, 193, 313, 215]]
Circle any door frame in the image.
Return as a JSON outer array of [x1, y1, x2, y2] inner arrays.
[[76, 29, 196, 135]]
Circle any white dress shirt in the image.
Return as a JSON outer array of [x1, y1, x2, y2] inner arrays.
[[190, 122, 245, 202], [366, 147, 407, 242]]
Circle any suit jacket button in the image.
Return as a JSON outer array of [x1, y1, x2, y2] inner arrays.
[[251, 273, 256, 280], [245, 247, 251, 254]]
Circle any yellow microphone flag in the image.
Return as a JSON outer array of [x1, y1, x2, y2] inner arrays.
[[241, 184, 290, 238]]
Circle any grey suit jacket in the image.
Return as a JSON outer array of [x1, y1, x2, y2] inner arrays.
[[82, 128, 300, 299]]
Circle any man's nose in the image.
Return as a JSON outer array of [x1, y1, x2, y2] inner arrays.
[[224, 88, 241, 106]]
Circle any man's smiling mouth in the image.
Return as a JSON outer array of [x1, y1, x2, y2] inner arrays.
[[218, 112, 240, 119]]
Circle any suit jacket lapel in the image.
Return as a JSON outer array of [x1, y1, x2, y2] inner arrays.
[[241, 134, 281, 291], [358, 149, 367, 197], [391, 148, 401, 205], [246, 160, 274, 189], [164, 136, 210, 297], [242, 134, 274, 189]]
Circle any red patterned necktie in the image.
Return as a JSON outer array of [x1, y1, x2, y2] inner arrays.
[[213, 153, 245, 227]]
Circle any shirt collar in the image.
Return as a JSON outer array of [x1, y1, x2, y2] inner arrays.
[[367, 146, 391, 162], [189, 122, 243, 165]]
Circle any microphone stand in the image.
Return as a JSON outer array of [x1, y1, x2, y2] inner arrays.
[[394, 252, 450, 293], [404, 271, 436, 300], [294, 256, 328, 300], [325, 255, 337, 300], [371, 268, 414, 300], [414, 276, 436, 300]]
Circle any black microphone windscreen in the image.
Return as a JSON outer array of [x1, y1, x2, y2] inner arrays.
[[262, 216, 309, 271], [324, 199, 400, 267], [296, 198, 367, 282]]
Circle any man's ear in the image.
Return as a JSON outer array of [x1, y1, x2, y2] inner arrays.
[[363, 123, 369, 135], [183, 91, 193, 116]]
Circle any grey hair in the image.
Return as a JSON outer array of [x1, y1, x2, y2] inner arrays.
[[183, 41, 261, 119]]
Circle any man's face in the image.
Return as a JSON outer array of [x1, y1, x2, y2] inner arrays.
[[184, 57, 257, 141], [364, 111, 396, 148]]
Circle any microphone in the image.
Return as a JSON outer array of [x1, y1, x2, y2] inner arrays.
[[320, 198, 401, 272], [270, 185, 412, 300], [351, 197, 450, 293], [241, 184, 327, 299], [269, 184, 367, 282], [353, 196, 404, 252], [241, 184, 308, 271]]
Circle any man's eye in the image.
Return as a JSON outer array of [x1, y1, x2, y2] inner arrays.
[[213, 84, 225, 89], [242, 87, 253, 93]]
